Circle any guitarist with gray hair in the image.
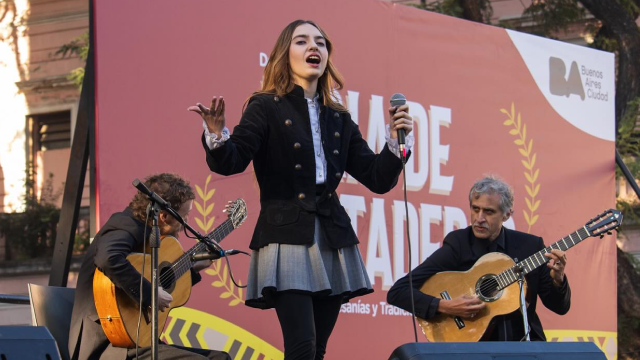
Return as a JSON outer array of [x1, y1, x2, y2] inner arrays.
[[387, 175, 571, 341]]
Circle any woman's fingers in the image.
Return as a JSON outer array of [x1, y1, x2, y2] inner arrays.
[[214, 97, 225, 117], [391, 110, 409, 120], [393, 118, 412, 126], [187, 106, 203, 115], [197, 103, 209, 114], [210, 96, 219, 114], [396, 104, 409, 113], [393, 118, 413, 134]]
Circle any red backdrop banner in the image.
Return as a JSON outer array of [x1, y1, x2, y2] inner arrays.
[[95, 0, 617, 358]]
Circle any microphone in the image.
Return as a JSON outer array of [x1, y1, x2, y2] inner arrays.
[[133, 178, 169, 208], [390, 93, 407, 158], [191, 249, 243, 262]]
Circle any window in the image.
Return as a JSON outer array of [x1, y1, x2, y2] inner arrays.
[[31, 111, 71, 151]]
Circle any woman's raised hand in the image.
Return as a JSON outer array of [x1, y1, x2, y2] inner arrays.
[[188, 96, 226, 136]]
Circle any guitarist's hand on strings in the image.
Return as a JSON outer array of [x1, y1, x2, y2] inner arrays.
[[191, 203, 235, 273], [545, 249, 567, 287], [158, 287, 173, 312], [438, 294, 485, 319]]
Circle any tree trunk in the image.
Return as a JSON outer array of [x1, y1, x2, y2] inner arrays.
[[617, 246, 640, 360], [578, 0, 640, 133], [458, 0, 484, 23]]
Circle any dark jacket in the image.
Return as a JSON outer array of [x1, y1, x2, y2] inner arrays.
[[203, 85, 406, 250], [68, 208, 201, 360], [387, 226, 571, 341]]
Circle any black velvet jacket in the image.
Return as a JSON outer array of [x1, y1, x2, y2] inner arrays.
[[202, 85, 406, 250]]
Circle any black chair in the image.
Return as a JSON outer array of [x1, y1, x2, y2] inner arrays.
[[28, 283, 75, 360]]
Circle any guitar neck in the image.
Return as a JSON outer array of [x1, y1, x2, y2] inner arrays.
[[496, 226, 590, 290], [167, 218, 235, 280]]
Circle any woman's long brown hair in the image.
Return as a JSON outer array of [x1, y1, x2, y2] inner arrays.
[[247, 20, 347, 112]]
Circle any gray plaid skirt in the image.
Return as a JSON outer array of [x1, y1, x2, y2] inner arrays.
[[245, 217, 373, 309]]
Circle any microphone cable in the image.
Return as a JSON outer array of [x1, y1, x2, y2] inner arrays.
[[400, 154, 419, 343], [182, 225, 249, 288], [220, 250, 249, 289]]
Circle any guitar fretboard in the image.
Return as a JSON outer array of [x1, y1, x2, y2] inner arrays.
[[494, 226, 590, 290], [162, 218, 236, 282]]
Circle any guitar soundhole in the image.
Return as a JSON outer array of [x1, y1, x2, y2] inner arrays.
[[159, 264, 176, 292], [475, 274, 503, 302]]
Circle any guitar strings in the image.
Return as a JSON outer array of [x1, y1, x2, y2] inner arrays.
[[475, 235, 581, 295], [157, 220, 235, 285]]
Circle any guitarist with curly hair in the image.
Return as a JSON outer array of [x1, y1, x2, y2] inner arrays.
[[68, 173, 231, 360]]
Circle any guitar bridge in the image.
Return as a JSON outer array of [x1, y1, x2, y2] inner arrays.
[[440, 291, 465, 329]]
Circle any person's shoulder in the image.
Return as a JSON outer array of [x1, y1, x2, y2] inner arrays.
[[244, 93, 276, 117], [249, 92, 275, 102], [443, 226, 472, 245], [246, 93, 272, 107], [98, 209, 145, 241]]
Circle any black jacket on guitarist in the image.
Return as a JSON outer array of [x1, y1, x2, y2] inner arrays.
[[387, 226, 571, 341], [69, 173, 230, 360], [68, 208, 211, 360]]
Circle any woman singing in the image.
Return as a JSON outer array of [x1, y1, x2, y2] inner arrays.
[[189, 19, 413, 360]]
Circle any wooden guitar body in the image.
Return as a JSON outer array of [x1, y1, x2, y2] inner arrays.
[[93, 235, 190, 348], [93, 197, 248, 349], [418, 252, 525, 342]]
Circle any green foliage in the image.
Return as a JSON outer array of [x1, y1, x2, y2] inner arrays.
[[410, 0, 493, 23], [617, 98, 640, 158], [618, 314, 640, 355], [616, 98, 640, 222], [411, 0, 463, 17], [619, 250, 640, 357], [55, 33, 89, 60], [69, 67, 85, 90], [625, 251, 640, 275], [0, 166, 61, 260], [54, 33, 89, 89], [619, 0, 640, 19], [522, 0, 586, 38], [588, 27, 618, 53]]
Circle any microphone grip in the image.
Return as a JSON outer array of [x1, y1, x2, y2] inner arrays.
[[397, 128, 406, 146], [191, 251, 223, 262], [191, 250, 242, 262], [389, 93, 407, 157]]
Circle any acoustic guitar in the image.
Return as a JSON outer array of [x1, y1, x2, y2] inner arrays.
[[93, 198, 247, 348], [417, 209, 622, 342]]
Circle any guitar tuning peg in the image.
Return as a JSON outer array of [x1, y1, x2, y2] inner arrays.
[[600, 234, 604, 239], [607, 231, 612, 235]]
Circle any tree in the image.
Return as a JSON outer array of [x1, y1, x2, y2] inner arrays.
[[578, 0, 640, 133], [55, 33, 89, 89]]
